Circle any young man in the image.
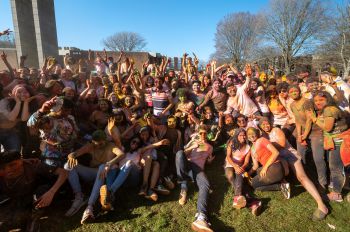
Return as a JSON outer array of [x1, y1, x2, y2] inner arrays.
[[0, 151, 67, 230], [175, 125, 214, 232], [64, 130, 125, 217]]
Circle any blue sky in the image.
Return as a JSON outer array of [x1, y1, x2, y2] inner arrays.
[[1, 0, 275, 60]]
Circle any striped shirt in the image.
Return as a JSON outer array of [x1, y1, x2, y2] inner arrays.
[[151, 88, 172, 116]]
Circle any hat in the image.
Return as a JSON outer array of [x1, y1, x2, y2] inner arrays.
[[0, 151, 21, 167], [92, 130, 107, 141]]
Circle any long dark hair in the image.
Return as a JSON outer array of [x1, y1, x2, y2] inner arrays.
[[230, 128, 248, 151]]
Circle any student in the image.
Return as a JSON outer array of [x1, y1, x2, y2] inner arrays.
[[0, 151, 68, 230], [175, 125, 214, 232], [246, 127, 290, 199]]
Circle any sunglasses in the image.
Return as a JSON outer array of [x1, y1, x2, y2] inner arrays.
[[199, 132, 207, 135]]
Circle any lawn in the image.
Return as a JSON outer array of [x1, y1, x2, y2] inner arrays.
[[1, 151, 349, 232]]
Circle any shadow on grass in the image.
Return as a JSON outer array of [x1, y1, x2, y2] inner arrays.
[[210, 215, 236, 232], [207, 150, 230, 215]]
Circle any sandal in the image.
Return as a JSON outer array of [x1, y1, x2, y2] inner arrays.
[[312, 208, 328, 221]]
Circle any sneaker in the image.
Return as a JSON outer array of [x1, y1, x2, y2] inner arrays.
[[250, 201, 262, 216], [65, 195, 87, 217], [327, 192, 343, 202], [232, 195, 246, 209], [153, 184, 170, 195], [145, 190, 158, 202], [100, 185, 114, 211], [281, 182, 291, 199], [81, 207, 94, 224], [164, 177, 175, 190], [178, 189, 187, 206], [191, 219, 213, 232]]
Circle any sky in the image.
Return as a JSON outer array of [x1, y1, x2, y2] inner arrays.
[[1, 0, 271, 61]]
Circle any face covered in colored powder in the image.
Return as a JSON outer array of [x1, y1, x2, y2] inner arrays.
[[167, 116, 177, 129]]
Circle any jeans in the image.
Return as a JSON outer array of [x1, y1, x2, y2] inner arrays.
[[297, 136, 327, 187], [88, 161, 140, 206], [65, 164, 98, 194], [0, 128, 21, 152], [176, 150, 210, 216], [225, 167, 244, 196], [251, 162, 284, 191], [328, 145, 345, 193]]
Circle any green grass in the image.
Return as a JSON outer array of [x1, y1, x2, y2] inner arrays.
[[2, 152, 350, 232]]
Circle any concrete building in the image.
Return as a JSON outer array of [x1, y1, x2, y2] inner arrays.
[[10, 0, 58, 68]]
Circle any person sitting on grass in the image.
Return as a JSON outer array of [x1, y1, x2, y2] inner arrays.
[[64, 130, 125, 217], [175, 125, 214, 232], [225, 128, 262, 215], [0, 151, 68, 231], [246, 127, 291, 199], [258, 117, 328, 220], [80, 137, 169, 224]]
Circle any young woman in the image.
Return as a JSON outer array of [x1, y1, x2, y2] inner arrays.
[[225, 129, 251, 209], [306, 91, 348, 202], [0, 84, 37, 152], [259, 117, 328, 220], [248, 78, 270, 117], [266, 87, 288, 128], [246, 127, 290, 199]]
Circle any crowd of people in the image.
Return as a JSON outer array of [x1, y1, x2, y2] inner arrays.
[[1, 35, 350, 231]]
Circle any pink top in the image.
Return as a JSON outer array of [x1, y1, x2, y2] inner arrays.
[[188, 142, 213, 170]]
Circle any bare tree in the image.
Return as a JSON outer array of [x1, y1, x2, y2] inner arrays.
[[102, 32, 147, 52], [213, 12, 259, 66], [315, 1, 350, 78], [260, 0, 328, 73], [336, 1, 350, 78]]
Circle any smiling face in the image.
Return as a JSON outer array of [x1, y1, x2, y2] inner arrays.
[[247, 129, 258, 143], [227, 85, 237, 97], [213, 80, 221, 91], [250, 80, 258, 90], [192, 82, 200, 92], [260, 120, 271, 133], [199, 130, 207, 142], [288, 87, 300, 100], [313, 94, 327, 110], [237, 116, 247, 128], [237, 131, 247, 144], [204, 108, 213, 120], [279, 88, 288, 99]]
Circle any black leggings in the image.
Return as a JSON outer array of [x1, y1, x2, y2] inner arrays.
[[251, 162, 284, 191]]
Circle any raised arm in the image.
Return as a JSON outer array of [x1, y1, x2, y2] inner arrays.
[[1, 51, 15, 78]]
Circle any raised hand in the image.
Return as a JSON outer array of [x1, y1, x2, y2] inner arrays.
[[107, 117, 116, 133], [0, 51, 7, 61], [39, 96, 57, 113]]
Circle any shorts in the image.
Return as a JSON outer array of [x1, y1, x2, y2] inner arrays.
[[279, 147, 301, 165]]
